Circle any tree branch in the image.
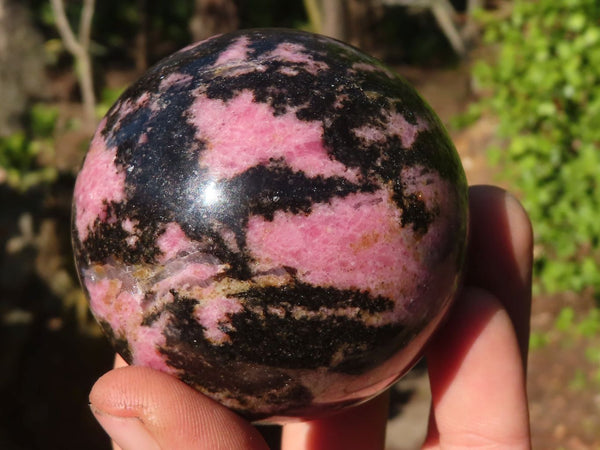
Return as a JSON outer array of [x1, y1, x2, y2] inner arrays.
[[321, 0, 346, 40], [50, 0, 97, 128], [303, 0, 322, 33], [79, 0, 96, 49], [50, 0, 82, 56]]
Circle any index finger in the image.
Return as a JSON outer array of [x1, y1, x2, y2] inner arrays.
[[464, 185, 533, 365], [424, 185, 533, 448]]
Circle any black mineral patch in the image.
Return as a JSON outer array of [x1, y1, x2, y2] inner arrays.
[[82, 202, 161, 265], [226, 310, 409, 374], [234, 281, 394, 314], [158, 294, 315, 418], [158, 287, 409, 376], [215, 162, 375, 225]]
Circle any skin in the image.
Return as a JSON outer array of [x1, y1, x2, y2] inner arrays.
[[89, 184, 533, 450]]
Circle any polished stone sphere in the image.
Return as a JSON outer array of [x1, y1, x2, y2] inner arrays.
[[72, 28, 468, 422]]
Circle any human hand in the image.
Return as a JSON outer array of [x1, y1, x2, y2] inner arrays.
[[89, 185, 532, 450]]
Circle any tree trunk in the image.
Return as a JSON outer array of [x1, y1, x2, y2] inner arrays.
[[321, 0, 347, 41], [134, 0, 148, 72], [0, 0, 46, 135], [189, 0, 239, 42], [345, 0, 384, 53], [304, 0, 322, 33], [50, 0, 97, 129]]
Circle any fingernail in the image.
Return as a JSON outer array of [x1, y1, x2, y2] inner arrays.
[[504, 192, 533, 286], [91, 406, 161, 450]]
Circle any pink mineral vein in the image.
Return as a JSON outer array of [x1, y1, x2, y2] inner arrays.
[[73, 119, 127, 241], [191, 91, 360, 182], [159, 72, 194, 92], [214, 36, 251, 66], [352, 111, 428, 149], [194, 297, 243, 344], [85, 276, 172, 373], [85, 277, 123, 325], [132, 314, 172, 372], [122, 217, 138, 249], [246, 190, 424, 303], [265, 42, 329, 75], [114, 92, 151, 122], [156, 222, 196, 262]]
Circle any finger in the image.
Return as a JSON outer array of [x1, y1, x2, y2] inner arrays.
[[114, 353, 127, 368], [423, 288, 530, 449], [423, 186, 533, 448], [89, 366, 269, 450], [465, 185, 533, 364], [281, 393, 389, 450], [109, 355, 128, 450]]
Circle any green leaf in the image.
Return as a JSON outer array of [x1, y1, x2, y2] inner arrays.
[[464, 0, 600, 295], [567, 13, 587, 32], [555, 307, 575, 332]]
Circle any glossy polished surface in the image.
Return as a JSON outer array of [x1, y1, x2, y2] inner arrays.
[[72, 29, 468, 422]]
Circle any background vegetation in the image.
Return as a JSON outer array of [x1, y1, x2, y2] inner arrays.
[[473, 0, 600, 296]]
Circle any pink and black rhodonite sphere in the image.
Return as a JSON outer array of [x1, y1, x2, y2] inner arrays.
[[72, 28, 468, 422]]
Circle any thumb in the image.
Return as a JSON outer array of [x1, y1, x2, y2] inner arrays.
[[89, 365, 269, 450]]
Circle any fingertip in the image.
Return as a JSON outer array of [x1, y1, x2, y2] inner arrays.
[[468, 185, 533, 288], [114, 353, 128, 368], [89, 366, 268, 450], [466, 185, 533, 364], [90, 405, 161, 450], [503, 190, 534, 286]]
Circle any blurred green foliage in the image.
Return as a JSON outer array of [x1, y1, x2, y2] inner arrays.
[[530, 305, 600, 387], [0, 104, 59, 191], [555, 306, 600, 386], [473, 0, 600, 296]]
